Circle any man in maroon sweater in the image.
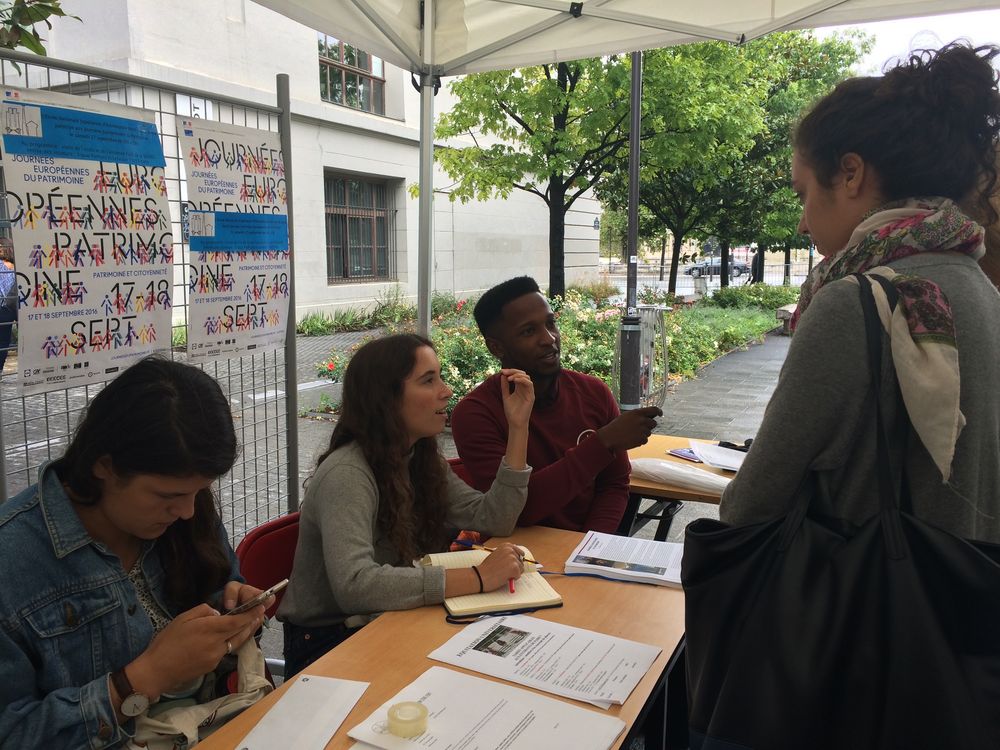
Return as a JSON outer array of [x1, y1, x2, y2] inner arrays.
[[451, 276, 662, 534]]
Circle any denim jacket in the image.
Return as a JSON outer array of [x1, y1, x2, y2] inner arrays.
[[0, 463, 241, 749]]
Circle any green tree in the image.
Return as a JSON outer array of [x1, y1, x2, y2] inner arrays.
[[597, 42, 767, 292], [599, 32, 867, 292], [435, 58, 632, 297], [0, 1, 76, 55], [598, 207, 627, 264], [699, 31, 867, 285]]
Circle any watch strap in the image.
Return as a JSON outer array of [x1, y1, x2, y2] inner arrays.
[[110, 667, 134, 703], [111, 667, 149, 716]]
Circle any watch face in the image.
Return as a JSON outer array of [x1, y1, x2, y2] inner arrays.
[[121, 693, 149, 717]]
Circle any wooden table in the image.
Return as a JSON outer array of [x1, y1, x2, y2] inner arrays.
[[624, 435, 732, 540], [200, 526, 686, 750]]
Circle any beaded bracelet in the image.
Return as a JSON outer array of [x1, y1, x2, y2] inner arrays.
[[471, 565, 484, 593]]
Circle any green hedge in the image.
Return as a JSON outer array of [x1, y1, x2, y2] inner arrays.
[[315, 286, 781, 407], [707, 283, 799, 310]]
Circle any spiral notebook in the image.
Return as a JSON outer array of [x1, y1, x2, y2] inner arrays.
[[418, 548, 562, 617]]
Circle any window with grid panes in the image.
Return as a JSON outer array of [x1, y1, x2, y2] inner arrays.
[[318, 32, 385, 115], [325, 173, 396, 283]]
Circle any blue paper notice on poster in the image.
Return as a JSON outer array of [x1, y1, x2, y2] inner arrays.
[[1, 99, 165, 166], [188, 211, 289, 252]]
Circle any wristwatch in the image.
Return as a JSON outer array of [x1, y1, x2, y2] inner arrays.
[[110, 667, 149, 717]]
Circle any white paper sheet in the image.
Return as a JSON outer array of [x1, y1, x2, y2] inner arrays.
[[347, 667, 625, 750], [427, 614, 660, 709], [237, 674, 368, 750], [689, 441, 747, 471]]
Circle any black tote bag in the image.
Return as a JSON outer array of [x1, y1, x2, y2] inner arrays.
[[682, 274, 1000, 750]]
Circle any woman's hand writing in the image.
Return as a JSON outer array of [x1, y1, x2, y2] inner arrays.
[[475, 543, 525, 592]]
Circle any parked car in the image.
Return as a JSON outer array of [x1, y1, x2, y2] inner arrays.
[[684, 259, 751, 278]]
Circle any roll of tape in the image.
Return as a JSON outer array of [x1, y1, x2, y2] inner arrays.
[[387, 701, 428, 738]]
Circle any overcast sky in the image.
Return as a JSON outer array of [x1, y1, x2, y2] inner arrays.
[[824, 9, 1000, 74]]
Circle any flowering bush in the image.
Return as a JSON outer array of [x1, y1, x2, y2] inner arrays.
[[554, 290, 620, 386], [430, 322, 496, 411], [316, 351, 348, 382], [313, 286, 779, 410], [315, 336, 373, 382]]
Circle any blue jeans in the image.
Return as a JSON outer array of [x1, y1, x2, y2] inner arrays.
[[283, 620, 360, 679]]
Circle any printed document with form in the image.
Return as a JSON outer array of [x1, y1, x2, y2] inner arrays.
[[347, 666, 625, 750], [428, 614, 660, 708]]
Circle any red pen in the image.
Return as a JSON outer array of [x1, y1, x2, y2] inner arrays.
[[508, 578, 516, 594]]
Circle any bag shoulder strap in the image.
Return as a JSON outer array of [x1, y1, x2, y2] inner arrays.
[[854, 273, 908, 559]]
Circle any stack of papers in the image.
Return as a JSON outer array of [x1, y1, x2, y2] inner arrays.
[[565, 531, 684, 587], [428, 614, 661, 709], [348, 667, 625, 750]]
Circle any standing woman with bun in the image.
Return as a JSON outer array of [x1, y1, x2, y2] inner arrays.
[[720, 42, 1000, 541]]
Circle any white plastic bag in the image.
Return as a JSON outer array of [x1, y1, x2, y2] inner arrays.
[[630, 458, 732, 495]]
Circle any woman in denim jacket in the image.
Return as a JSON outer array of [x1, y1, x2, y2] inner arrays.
[[0, 357, 271, 749]]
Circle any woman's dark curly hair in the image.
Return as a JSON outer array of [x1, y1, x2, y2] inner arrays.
[[53, 356, 239, 612], [794, 42, 1000, 224], [314, 334, 449, 562]]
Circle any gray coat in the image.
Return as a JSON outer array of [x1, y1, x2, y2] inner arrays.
[[278, 441, 530, 628], [720, 253, 1000, 544]]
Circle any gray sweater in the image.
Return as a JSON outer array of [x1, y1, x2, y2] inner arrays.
[[278, 441, 531, 628], [720, 253, 1000, 543]]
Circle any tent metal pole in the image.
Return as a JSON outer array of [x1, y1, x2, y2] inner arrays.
[[417, 0, 435, 336], [618, 49, 643, 410], [277, 73, 300, 513]]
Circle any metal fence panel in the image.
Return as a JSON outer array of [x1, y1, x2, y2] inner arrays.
[[0, 51, 295, 545]]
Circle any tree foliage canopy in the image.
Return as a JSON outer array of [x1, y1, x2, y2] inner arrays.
[[597, 31, 867, 291], [0, 1, 76, 55], [435, 31, 867, 295]]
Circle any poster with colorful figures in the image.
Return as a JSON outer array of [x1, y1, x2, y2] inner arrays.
[[0, 87, 172, 395], [176, 117, 289, 361]]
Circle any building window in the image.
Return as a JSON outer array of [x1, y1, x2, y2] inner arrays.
[[318, 33, 385, 115], [325, 173, 396, 283]]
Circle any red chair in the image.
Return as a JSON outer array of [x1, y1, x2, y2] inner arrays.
[[235, 512, 300, 678], [235, 512, 300, 618], [448, 456, 474, 487]]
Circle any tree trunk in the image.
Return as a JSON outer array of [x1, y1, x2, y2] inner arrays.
[[668, 232, 683, 294], [783, 246, 792, 286], [548, 177, 566, 297], [658, 234, 667, 282], [720, 238, 731, 288]]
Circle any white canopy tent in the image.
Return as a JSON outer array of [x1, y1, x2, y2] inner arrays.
[[255, 0, 1000, 332]]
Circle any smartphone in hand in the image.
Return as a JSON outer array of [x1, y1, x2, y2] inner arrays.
[[224, 578, 289, 615]]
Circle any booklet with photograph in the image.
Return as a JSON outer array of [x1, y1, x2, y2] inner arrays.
[[418, 548, 562, 618], [564, 531, 683, 587]]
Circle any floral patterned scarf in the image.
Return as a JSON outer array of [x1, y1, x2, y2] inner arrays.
[[791, 197, 985, 481]]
